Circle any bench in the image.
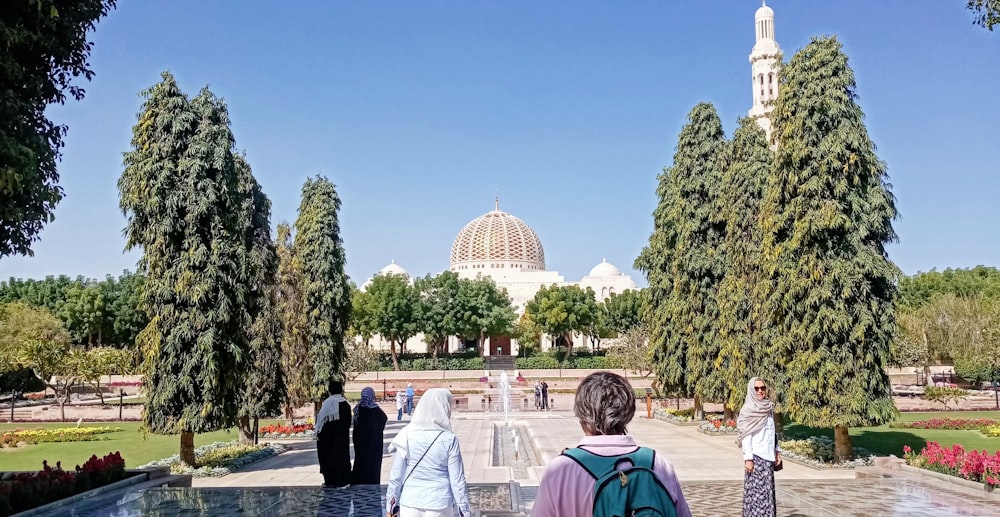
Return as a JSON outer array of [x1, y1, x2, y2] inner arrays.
[[0, 409, 32, 422], [891, 385, 925, 398]]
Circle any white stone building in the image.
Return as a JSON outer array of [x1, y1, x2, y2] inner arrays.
[[748, 1, 781, 139]]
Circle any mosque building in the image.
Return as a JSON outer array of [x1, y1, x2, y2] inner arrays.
[[363, 2, 779, 356]]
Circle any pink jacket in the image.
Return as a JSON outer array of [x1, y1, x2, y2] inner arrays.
[[531, 435, 692, 517]]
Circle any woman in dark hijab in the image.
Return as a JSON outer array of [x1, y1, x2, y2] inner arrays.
[[351, 386, 388, 484]]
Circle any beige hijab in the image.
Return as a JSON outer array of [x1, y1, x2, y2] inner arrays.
[[736, 376, 773, 445]]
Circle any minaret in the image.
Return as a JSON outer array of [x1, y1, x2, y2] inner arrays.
[[748, 0, 781, 139]]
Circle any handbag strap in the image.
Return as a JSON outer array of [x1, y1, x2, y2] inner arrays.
[[402, 430, 444, 488]]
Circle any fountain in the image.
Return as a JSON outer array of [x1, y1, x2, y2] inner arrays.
[[498, 372, 512, 424]]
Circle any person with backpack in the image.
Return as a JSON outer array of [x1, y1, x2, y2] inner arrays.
[[737, 376, 781, 517], [532, 372, 691, 517]]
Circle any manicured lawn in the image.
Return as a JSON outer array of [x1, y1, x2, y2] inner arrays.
[[0, 420, 284, 472], [784, 410, 1000, 457]]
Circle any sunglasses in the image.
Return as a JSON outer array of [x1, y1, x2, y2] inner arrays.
[[753, 386, 767, 392]]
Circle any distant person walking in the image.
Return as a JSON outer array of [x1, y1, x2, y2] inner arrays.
[[534, 381, 542, 410], [386, 388, 471, 517], [316, 380, 352, 488], [737, 376, 781, 517], [539, 379, 549, 410], [396, 389, 407, 421], [406, 383, 416, 415], [532, 372, 691, 517], [351, 387, 388, 485]]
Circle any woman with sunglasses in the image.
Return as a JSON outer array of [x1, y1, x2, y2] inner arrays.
[[736, 377, 781, 517]]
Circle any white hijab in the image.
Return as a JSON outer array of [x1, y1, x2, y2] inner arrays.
[[315, 393, 348, 435], [389, 388, 453, 455]]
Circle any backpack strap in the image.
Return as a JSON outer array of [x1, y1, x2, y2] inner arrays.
[[562, 446, 650, 480]]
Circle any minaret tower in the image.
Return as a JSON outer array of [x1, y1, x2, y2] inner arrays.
[[748, 0, 781, 139]]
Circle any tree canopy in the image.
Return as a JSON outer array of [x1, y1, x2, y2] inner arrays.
[[763, 36, 899, 460], [0, 0, 117, 257], [525, 284, 597, 355], [294, 176, 352, 396], [967, 0, 1000, 30]]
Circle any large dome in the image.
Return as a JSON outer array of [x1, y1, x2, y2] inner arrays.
[[450, 208, 545, 271]]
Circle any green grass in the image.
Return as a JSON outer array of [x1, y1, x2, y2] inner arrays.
[[784, 411, 1000, 457], [0, 420, 284, 472]]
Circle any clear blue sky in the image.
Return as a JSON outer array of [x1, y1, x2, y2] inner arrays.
[[2, 1, 998, 285]]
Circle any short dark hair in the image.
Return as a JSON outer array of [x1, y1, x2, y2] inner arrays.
[[329, 380, 344, 396], [574, 371, 635, 435]]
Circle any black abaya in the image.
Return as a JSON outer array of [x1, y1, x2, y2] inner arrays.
[[317, 400, 352, 487], [351, 406, 388, 484]]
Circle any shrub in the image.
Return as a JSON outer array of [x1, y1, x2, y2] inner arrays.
[[516, 356, 560, 369], [923, 386, 969, 410], [983, 424, 1000, 438]]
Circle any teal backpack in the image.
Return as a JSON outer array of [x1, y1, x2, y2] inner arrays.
[[561, 446, 678, 517]]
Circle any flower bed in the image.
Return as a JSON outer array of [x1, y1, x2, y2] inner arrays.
[[138, 441, 287, 477], [258, 422, 315, 439], [1, 426, 124, 447], [698, 418, 738, 435], [891, 418, 998, 431], [0, 452, 128, 516], [983, 424, 1000, 438], [653, 407, 695, 423], [778, 436, 874, 469], [903, 441, 1000, 489]]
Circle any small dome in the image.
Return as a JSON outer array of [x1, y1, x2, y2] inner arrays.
[[378, 260, 408, 277], [588, 259, 623, 278]]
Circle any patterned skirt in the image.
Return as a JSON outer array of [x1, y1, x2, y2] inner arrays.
[[743, 455, 776, 517]]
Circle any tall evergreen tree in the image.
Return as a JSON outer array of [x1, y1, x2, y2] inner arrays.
[[761, 37, 900, 461], [716, 118, 773, 411], [276, 222, 311, 421], [672, 103, 727, 415], [635, 151, 684, 398], [293, 176, 351, 403], [119, 74, 247, 465], [234, 155, 283, 442]]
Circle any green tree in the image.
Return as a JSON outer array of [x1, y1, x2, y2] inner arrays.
[[59, 282, 106, 346], [606, 323, 658, 393], [76, 346, 133, 405], [457, 276, 517, 357], [646, 102, 728, 417], [761, 37, 899, 461], [715, 118, 773, 411], [275, 222, 311, 421], [968, 0, 1000, 30], [363, 273, 419, 371], [600, 289, 645, 336], [525, 284, 597, 358], [120, 74, 249, 466], [104, 271, 146, 349], [0, 0, 117, 257], [899, 267, 1000, 309], [415, 272, 463, 364], [293, 176, 352, 399], [0, 302, 74, 419], [234, 155, 284, 443]]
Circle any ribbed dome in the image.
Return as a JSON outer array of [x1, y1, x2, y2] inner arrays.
[[450, 209, 545, 270]]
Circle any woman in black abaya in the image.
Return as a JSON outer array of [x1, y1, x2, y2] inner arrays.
[[351, 387, 388, 484]]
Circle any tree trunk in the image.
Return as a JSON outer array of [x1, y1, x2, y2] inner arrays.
[[57, 396, 66, 421], [96, 381, 105, 405], [238, 415, 253, 444], [723, 405, 734, 421], [284, 404, 295, 425], [773, 412, 784, 440], [651, 378, 662, 398], [390, 340, 400, 371], [253, 416, 260, 445], [563, 332, 574, 360], [180, 430, 197, 467], [693, 394, 704, 420], [833, 425, 853, 462]]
